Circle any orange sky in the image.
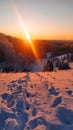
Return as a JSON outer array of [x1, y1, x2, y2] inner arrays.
[[0, 0, 73, 40]]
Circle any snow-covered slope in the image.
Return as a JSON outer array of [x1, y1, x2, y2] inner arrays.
[[0, 68, 73, 130]]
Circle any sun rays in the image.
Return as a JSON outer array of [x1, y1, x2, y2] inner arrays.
[[14, 4, 39, 61]]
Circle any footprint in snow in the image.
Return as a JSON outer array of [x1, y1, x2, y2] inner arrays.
[[51, 96, 62, 108], [67, 90, 72, 95], [49, 86, 59, 96], [24, 75, 30, 81], [57, 107, 73, 125], [17, 79, 26, 84]]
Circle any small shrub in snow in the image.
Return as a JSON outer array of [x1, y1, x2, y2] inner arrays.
[[58, 60, 70, 70], [43, 59, 54, 72], [3, 65, 14, 73]]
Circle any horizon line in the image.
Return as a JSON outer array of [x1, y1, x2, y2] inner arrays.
[[0, 32, 73, 42]]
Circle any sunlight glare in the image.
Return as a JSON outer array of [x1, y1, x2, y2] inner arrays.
[[26, 33, 30, 41], [14, 4, 39, 62]]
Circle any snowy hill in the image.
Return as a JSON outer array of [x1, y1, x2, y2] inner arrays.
[[0, 66, 73, 130]]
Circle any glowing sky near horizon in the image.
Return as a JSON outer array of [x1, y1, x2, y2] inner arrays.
[[0, 0, 73, 40]]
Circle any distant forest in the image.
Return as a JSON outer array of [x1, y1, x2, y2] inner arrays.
[[0, 33, 73, 72]]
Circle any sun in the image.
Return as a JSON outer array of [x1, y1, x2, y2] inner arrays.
[[26, 33, 30, 41], [14, 5, 39, 61]]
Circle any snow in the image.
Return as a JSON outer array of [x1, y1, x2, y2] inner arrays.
[[0, 66, 73, 130]]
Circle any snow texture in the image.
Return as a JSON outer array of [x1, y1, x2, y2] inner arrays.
[[0, 66, 73, 130]]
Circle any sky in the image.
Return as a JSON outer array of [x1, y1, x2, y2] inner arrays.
[[0, 0, 73, 40]]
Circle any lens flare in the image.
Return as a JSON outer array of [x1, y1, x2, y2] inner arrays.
[[26, 33, 30, 40], [14, 5, 39, 61]]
